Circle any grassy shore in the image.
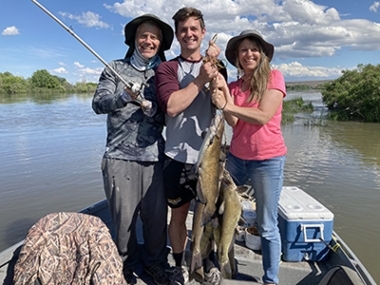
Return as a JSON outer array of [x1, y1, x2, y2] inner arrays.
[[286, 80, 331, 90]]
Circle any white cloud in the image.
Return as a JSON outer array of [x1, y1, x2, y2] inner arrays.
[[280, 0, 340, 24], [59, 11, 111, 29], [369, 2, 380, 13], [51, 67, 68, 74], [74, 62, 84, 68], [105, 0, 380, 64], [225, 61, 342, 81], [11, 0, 379, 83], [78, 67, 103, 75], [73, 62, 103, 82], [274, 61, 342, 78], [2, 26, 19, 36]]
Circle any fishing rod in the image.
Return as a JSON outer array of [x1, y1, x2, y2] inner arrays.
[[31, 0, 144, 103]]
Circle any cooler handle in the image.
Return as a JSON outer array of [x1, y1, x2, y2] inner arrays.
[[300, 224, 324, 243]]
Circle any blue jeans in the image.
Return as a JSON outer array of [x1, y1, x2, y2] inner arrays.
[[226, 153, 285, 284]]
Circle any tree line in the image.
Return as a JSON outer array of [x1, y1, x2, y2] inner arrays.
[[2, 63, 380, 122], [285, 82, 327, 91], [283, 63, 380, 123], [0, 70, 97, 95]]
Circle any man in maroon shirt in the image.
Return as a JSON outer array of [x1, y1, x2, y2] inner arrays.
[[155, 6, 222, 285]]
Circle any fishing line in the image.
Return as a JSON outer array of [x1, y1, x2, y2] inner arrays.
[[30, 0, 143, 103]]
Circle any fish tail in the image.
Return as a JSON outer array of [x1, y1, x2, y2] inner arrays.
[[190, 251, 203, 275], [201, 206, 215, 226], [220, 260, 232, 279]]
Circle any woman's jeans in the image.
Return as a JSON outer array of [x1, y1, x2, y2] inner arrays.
[[226, 153, 285, 284]]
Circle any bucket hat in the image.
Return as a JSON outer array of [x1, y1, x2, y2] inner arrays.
[[225, 29, 274, 66], [124, 14, 174, 60]]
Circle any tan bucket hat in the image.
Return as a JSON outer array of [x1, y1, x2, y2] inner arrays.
[[124, 14, 174, 50], [225, 29, 274, 66], [124, 14, 174, 60]]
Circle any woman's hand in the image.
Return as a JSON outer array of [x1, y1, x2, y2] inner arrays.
[[211, 73, 228, 90], [211, 74, 228, 110], [212, 88, 227, 110]]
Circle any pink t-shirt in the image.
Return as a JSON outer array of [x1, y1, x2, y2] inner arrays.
[[228, 69, 287, 160]]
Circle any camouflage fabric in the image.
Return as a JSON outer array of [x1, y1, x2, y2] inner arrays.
[[92, 58, 165, 162], [13, 212, 126, 285]]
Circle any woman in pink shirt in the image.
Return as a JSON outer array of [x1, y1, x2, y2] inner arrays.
[[211, 29, 286, 285]]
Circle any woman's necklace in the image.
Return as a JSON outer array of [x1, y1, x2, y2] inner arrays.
[[240, 74, 252, 92], [242, 74, 252, 82]]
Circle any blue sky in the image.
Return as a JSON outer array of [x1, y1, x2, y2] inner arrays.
[[1, 0, 380, 84]]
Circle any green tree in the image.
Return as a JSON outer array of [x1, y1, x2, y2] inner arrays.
[[286, 84, 311, 91], [282, 97, 314, 124], [322, 64, 380, 122], [0, 72, 27, 94], [53, 75, 68, 86], [30, 69, 62, 89], [74, 81, 97, 93]]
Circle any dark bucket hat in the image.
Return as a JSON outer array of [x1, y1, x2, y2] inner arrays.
[[124, 14, 174, 51], [225, 29, 274, 66]]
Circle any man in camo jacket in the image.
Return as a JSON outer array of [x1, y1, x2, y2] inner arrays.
[[92, 14, 174, 285]]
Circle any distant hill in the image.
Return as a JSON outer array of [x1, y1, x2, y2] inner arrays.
[[286, 80, 332, 88]]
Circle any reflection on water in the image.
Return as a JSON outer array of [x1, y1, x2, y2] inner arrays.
[[0, 93, 106, 251], [0, 92, 379, 283], [0, 92, 93, 104]]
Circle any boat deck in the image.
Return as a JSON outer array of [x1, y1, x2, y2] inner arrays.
[[82, 200, 329, 285], [0, 199, 372, 285]]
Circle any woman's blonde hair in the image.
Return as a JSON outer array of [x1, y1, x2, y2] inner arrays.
[[235, 38, 271, 103]]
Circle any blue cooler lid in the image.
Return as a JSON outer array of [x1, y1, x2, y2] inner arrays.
[[278, 186, 334, 221]]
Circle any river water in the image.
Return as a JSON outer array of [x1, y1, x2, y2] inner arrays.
[[0, 92, 379, 283]]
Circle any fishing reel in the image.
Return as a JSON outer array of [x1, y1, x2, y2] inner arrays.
[[126, 80, 144, 94], [125, 80, 149, 104]]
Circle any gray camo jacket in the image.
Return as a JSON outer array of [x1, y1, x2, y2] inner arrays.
[[92, 58, 165, 162]]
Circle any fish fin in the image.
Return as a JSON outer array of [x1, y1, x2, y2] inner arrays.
[[220, 260, 232, 279], [196, 180, 206, 204], [202, 199, 220, 225], [189, 267, 204, 283]]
